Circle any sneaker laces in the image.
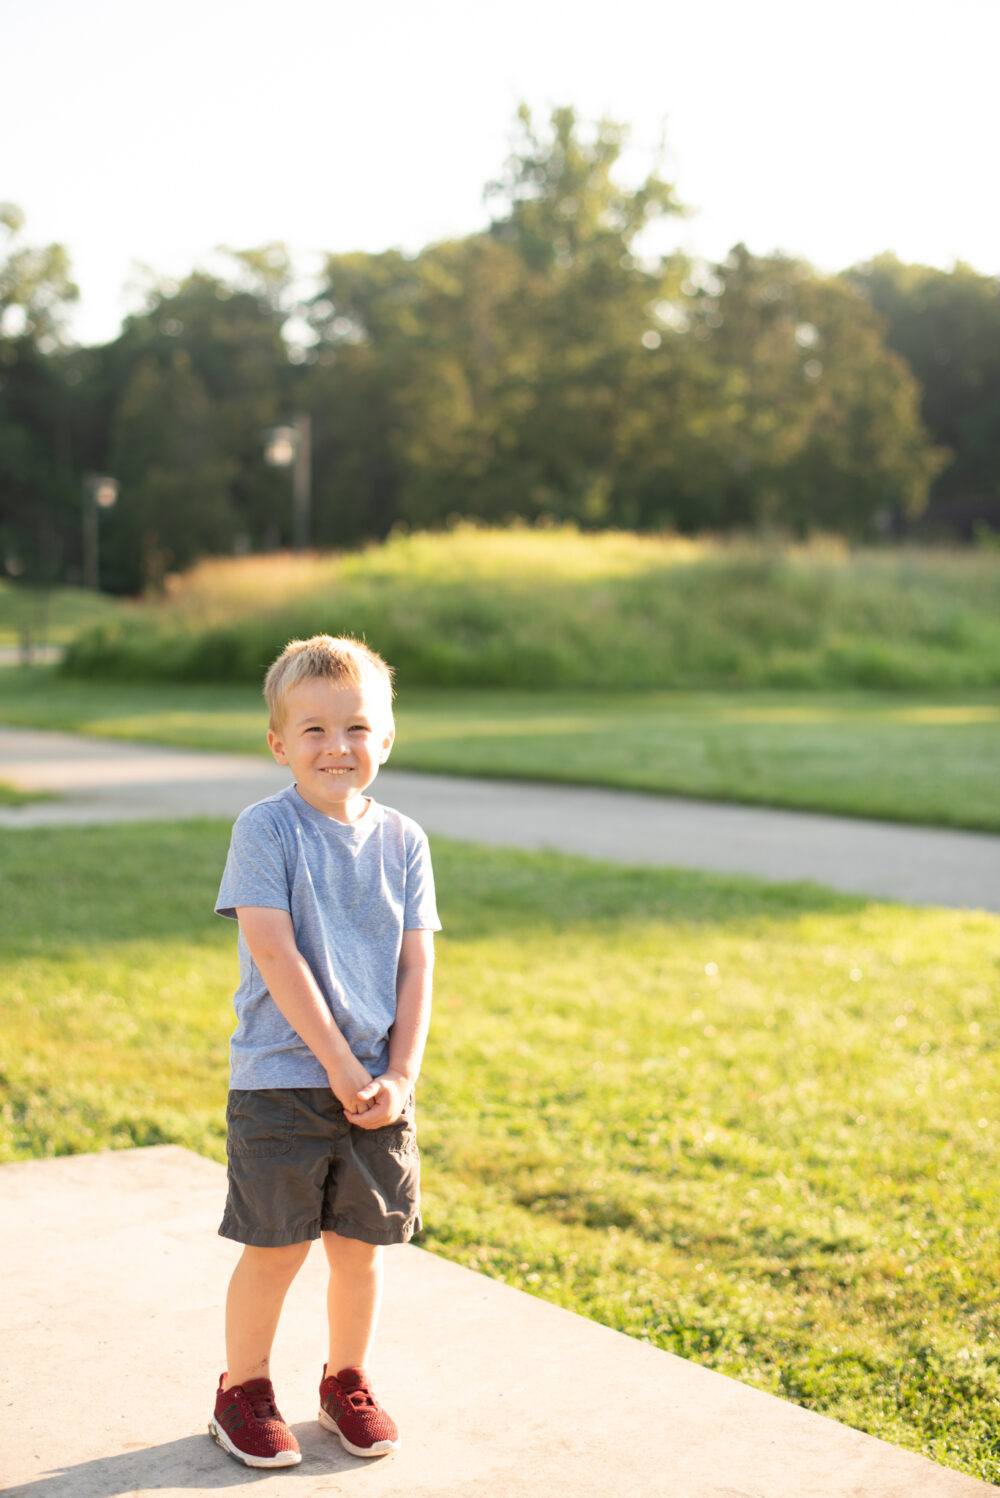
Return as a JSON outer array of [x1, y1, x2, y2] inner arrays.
[[344, 1383, 376, 1411], [242, 1381, 281, 1422]]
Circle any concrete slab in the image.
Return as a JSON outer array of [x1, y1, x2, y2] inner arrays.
[[1, 726, 998, 911], [0, 1147, 991, 1498]]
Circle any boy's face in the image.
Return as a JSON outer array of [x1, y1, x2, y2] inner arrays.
[[267, 677, 395, 823]]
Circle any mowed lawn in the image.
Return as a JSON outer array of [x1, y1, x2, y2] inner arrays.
[[1, 668, 999, 830], [1, 821, 998, 1483]]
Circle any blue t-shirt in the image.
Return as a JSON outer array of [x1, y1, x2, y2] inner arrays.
[[216, 784, 441, 1088]]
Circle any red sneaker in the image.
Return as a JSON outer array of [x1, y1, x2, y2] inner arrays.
[[318, 1364, 400, 1456], [209, 1374, 302, 1467]]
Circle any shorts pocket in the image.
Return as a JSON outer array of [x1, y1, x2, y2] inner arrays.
[[381, 1120, 419, 1162], [356, 1097, 418, 1162], [226, 1090, 297, 1158]]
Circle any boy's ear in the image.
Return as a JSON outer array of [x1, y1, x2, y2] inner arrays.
[[267, 727, 289, 765], [379, 723, 395, 764]]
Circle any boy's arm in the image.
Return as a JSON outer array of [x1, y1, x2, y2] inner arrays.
[[236, 905, 376, 1114], [345, 927, 435, 1130]]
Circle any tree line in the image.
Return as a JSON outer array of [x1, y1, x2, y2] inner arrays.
[[2, 107, 998, 593]]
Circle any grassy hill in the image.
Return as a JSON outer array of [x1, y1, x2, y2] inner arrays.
[[61, 528, 1000, 691]]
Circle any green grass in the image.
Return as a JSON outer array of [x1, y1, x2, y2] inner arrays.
[[0, 780, 55, 806], [61, 530, 1000, 691], [0, 580, 123, 647], [395, 688, 1000, 831], [1, 667, 998, 831], [1, 820, 998, 1483]]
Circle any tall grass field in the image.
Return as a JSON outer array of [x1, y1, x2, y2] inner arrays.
[[62, 529, 1000, 691], [2, 821, 998, 1484]]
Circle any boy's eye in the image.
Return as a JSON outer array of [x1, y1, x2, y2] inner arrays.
[[350, 724, 371, 733]]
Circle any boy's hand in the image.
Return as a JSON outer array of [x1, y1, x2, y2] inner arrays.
[[325, 1054, 376, 1116], [344, 1069, 411, 1130]]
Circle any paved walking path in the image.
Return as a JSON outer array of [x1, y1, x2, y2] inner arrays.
[[0, 644, 63, 666], [0, 725, 998, 909], [2, 1146, 993, 1498]]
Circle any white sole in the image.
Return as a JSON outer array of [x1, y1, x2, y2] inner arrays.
[[318, 1405, 400, 1456], [209, 1416, 302, 1467]]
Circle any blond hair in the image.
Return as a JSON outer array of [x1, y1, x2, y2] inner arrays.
[[263, 635, 395, 730]]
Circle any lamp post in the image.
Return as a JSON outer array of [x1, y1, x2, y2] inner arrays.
[[264, 413, 312, 551], [82, 473, 119, 590]]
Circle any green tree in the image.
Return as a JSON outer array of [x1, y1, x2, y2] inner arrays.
[[303, 248, 431, 541], [96, 252, 297, 579], [848, 256, 1000, 519], [0, 203, 78, 347], [105, 352, 236, 591], [642, 247, 942, 534], [0, 205, 80, 586], [305, 105, 687, 535], [481, 105, 686, 525], [306, 233, 541, 536]]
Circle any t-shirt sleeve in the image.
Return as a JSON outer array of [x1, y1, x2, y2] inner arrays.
[[404, 828, 442, 931], [215, 806, 292, 921]]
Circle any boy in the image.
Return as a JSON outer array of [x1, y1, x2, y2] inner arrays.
[[208, 634, 440, 1468]]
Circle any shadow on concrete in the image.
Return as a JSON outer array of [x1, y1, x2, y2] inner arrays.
[[4, 1424, 372, 1497], [5, 1149, 992, 1498]]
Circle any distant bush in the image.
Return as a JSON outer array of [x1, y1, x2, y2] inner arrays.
[[62, 527, 1000, 691], [0, 580, 121, 648]]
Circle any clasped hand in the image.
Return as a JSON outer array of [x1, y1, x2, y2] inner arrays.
[[328, 1056, 410, 1130]]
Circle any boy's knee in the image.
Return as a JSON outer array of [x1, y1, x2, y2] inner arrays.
[[322, 1230, 380, 1272], [241, 1240, 311, 1277]]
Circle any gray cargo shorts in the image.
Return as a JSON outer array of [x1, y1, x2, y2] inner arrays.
[[219, 1087, 421, 1247]]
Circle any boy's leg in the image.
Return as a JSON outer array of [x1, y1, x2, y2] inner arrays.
[[224, 1240, 312, 1389], [322, 1229, 382, 1371], [318, 1231, 398, 1457], [313, 1095, 417, 1456]]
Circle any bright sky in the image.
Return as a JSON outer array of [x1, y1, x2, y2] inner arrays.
[[5, 0, 997, 345]]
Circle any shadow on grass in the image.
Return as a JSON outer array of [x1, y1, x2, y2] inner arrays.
[[436, 841, 870, 943], [0, 820, 234, 954], [0, 824, 871, 962]]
